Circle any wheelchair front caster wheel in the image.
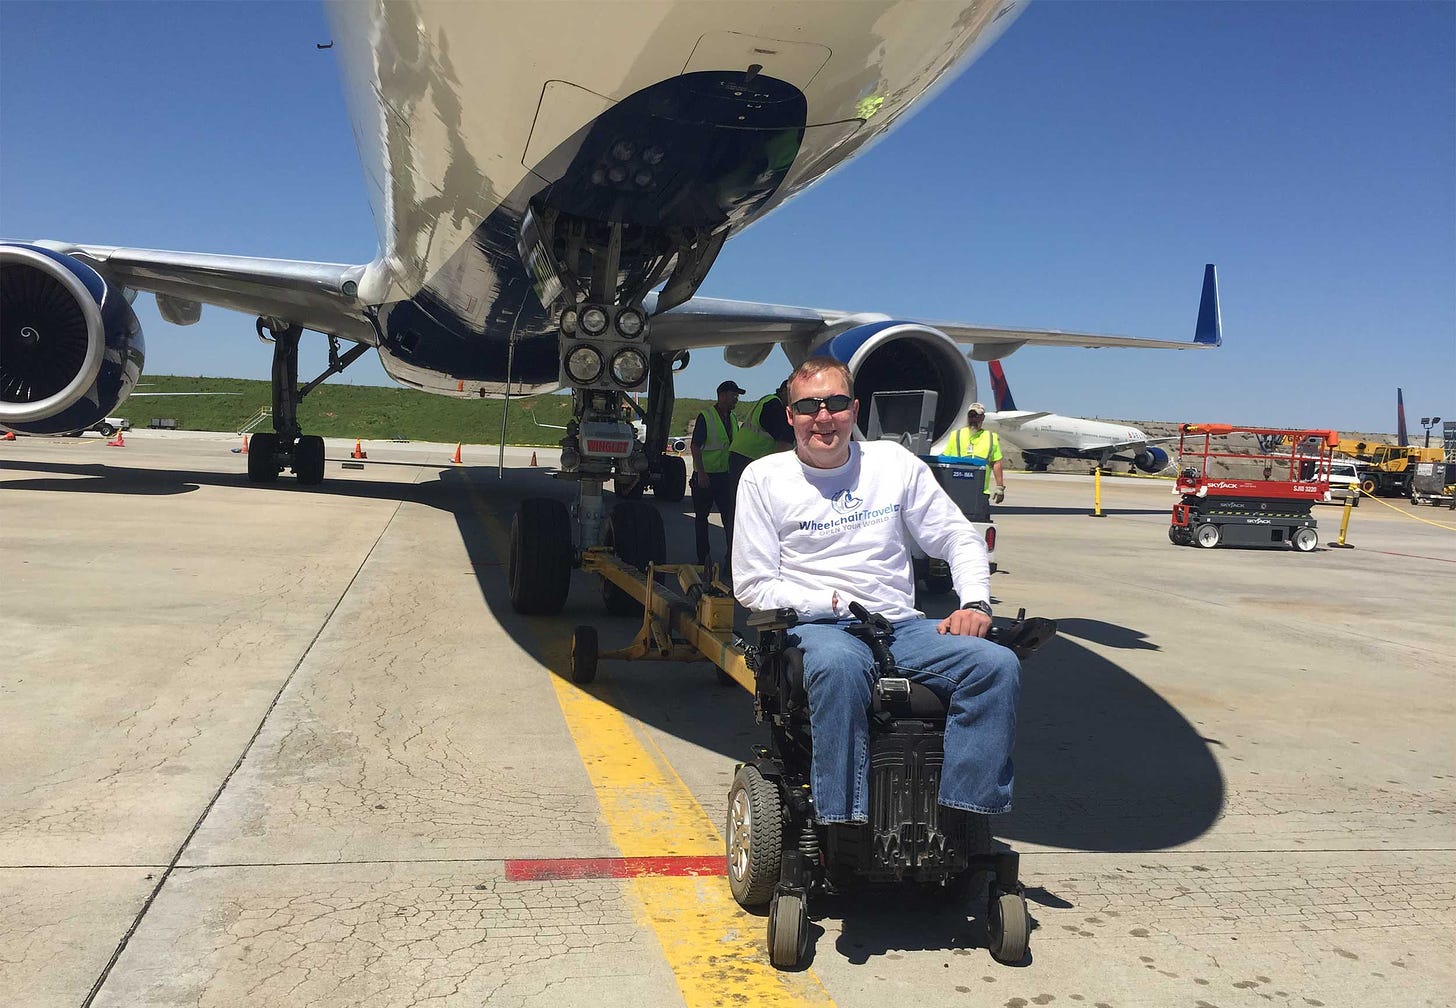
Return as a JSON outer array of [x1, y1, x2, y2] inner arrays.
[[768, 890, 808, 969], [988, 888, 1029, 964], [570, 626, 598, 684]]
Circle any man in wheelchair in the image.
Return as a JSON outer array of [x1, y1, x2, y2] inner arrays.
[[730, 356, 1048, 967]]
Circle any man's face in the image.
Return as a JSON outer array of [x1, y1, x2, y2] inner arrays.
[[787, 370, 857, 469], [718, 390, 740, 410], [968, 411, 985, 429]]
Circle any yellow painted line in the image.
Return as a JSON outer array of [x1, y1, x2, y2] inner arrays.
[[462, 473, 833, 1007]]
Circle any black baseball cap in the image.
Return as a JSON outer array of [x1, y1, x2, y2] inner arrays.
[[717, 381, 747, 395]]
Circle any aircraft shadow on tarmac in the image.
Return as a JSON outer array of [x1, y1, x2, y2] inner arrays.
[[2, 455, 1224, 858], [435, 468, 1225, 859]]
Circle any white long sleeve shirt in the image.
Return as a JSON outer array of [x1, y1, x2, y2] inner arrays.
[[733, 441, 990, 622]]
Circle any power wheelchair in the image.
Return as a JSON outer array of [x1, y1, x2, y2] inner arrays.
[[727, 602, 1057, 969]]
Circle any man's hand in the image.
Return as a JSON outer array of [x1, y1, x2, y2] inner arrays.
[[991, 485, 1005, 505], [937, 608, 992, 638]]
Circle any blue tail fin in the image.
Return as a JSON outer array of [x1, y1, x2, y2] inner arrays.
[[1397, 388, 1408, 446], [1195, 264, 1222, 345], [988, 360, 1016, 412]]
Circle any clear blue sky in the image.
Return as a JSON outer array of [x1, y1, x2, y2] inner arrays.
[[3, 1, 1452, 435]]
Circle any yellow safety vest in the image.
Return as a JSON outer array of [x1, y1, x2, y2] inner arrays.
[[697, 408, 737, 474], [947, 427, 1001, 491], [729, 394, 781, 461]]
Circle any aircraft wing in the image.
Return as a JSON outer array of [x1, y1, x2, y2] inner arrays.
[[34, 242, 376, 344], [651, 264, 1222, 362], [988, 411, 1054, 426], [649, 296, 1209, 356]]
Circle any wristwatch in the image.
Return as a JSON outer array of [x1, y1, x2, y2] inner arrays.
[[960, 600, 993, 617]]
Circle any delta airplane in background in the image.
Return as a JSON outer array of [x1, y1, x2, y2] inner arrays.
[[981, 360, 1177, 474], [1, 1, 1220, 614]]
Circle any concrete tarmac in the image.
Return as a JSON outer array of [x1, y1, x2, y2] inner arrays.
[[2, 430, 1452, 1008]]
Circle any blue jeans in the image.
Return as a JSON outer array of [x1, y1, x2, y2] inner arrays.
[[791, 619, 1020, 823]]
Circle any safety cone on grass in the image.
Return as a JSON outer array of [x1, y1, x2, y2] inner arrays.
[[529, 450, 538, 467], [450, 443, 463, 465], [106, 430, 125, 447], [351, 437, 367, 460]]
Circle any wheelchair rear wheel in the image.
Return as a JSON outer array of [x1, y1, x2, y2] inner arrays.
[[726, 766, 782, 908]]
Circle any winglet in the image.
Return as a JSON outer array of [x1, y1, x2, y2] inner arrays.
[[988, 360, 1017, 412], [1195, 264, 1222, 346]]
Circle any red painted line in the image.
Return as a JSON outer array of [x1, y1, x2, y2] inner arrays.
[[505, 855, 726, 882]]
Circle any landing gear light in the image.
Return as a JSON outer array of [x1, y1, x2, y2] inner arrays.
[[565, 345, 605, 384], [614, 307, 646, 338], [610, 348, 648, 387], [579, 306, 610, 336]]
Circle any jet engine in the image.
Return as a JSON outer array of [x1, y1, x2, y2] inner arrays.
[[0, 244, 144, 435], [807, 320, 975, 446], [1132, 446, 1170, 474]]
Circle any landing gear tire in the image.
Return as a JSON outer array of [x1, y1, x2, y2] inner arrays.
[[602, 500, 665, 617], [294, 434, 325, 486], [768, 890, 809, 970], [570, 625, 598, 684], [987, 888, 1030, 965], [509, 497, 573, 615], [1194, 523, 1221, 549], [651, 455, 687, 502], [1291, 527, 1318, 552], [248, 432, 281, 483], [726, 765, 782, 908]]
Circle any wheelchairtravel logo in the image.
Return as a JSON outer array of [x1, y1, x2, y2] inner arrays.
[[799, 491, 899, 533], [830, 489, 863, 514]]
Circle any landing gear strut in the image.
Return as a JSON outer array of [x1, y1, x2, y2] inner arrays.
[[506, 210, 709, 615], [250, 322, 366, 486]]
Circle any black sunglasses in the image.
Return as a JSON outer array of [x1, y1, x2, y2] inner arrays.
[[790, 394, 854, 416]]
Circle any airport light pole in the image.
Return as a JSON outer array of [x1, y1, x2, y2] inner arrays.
[[1420, 416, 1442, 448]]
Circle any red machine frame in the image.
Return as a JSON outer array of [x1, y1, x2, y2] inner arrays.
[[1170, 425, 1340, 551]]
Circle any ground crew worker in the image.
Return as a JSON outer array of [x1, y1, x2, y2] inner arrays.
[[691, 380, 743, 568], [947, 402, 1006, 504], [726, 380, 794, 556]]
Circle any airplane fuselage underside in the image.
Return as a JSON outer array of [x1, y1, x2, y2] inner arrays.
[[327, 0, 1022, 395]]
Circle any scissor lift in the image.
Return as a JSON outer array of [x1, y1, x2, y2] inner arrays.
[[1169, 424, 1339, 552]]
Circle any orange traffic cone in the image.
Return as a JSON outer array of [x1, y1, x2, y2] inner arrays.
[[106, 430, 125, 447], [529, 450, 538, 467], [2, 430, 15, 441], [240, 434, 249, 454], [351, 437, 367, 460], [450, 443, 463, 465]]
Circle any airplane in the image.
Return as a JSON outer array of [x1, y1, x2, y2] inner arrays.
[[0, 1, 1221, 615], [978, 358, 1183, 474]]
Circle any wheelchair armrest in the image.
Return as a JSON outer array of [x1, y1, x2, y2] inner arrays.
[[747, 607, 799, 631]]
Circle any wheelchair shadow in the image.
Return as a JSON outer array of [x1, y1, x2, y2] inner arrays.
[[823, 883, 1034, 968]]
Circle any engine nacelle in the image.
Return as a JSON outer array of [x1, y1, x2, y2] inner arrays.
[[0, 244, 144, 435], [1132, 446, 1170, 474], [807, 320, 975, 448]]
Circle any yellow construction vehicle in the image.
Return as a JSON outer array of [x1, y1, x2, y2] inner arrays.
[[1347, 442, 1446, 498]]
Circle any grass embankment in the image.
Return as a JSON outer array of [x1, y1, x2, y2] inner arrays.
[[120, 376, 716, 447]]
